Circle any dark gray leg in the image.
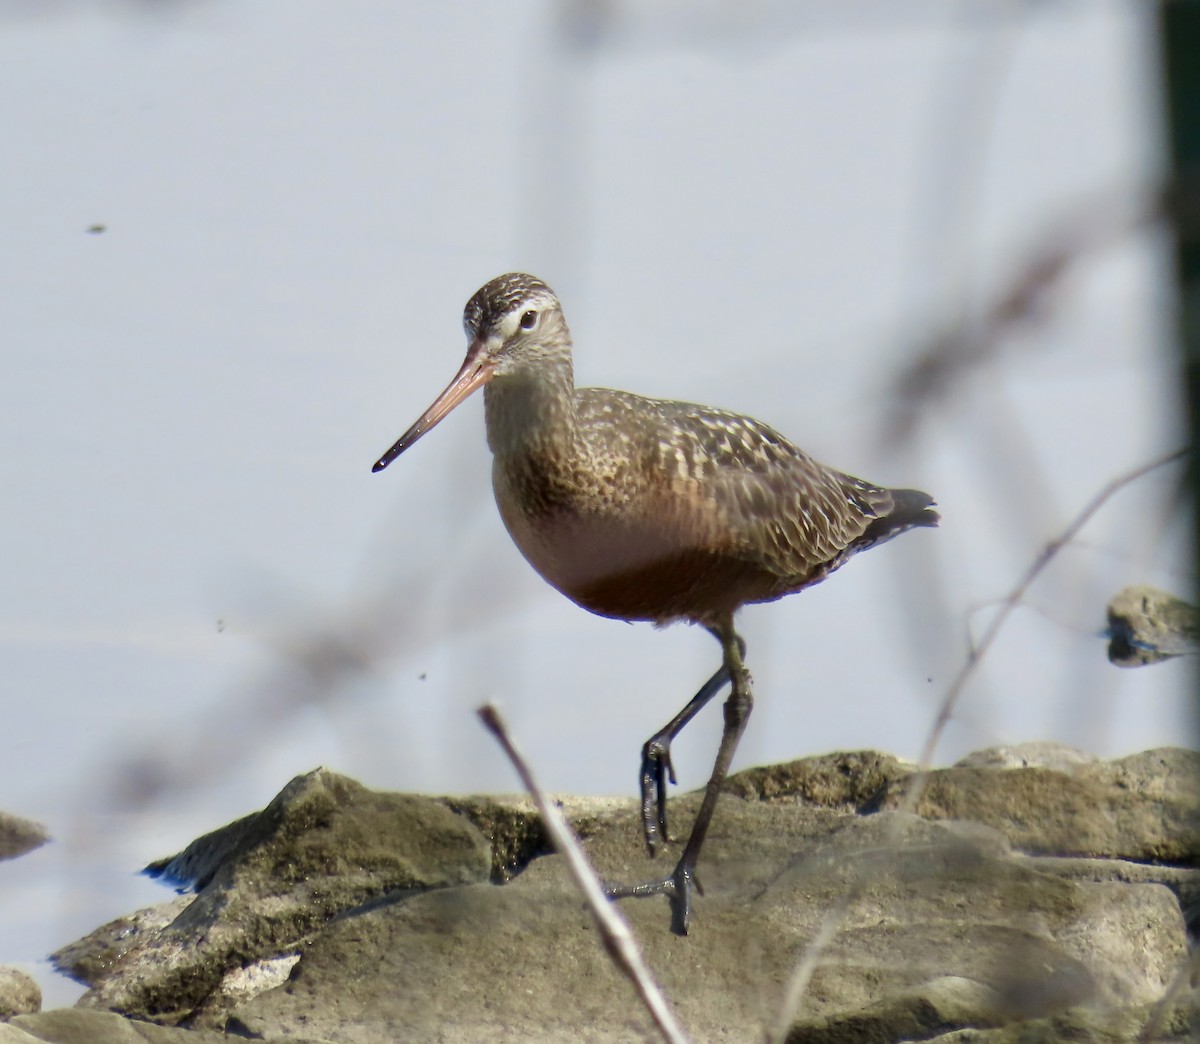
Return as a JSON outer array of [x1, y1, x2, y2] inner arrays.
[[639, 633, 744, 855], [610, 617, 753, 935]]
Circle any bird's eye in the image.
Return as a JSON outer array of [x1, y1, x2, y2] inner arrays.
[[519, 310, 538, 330]]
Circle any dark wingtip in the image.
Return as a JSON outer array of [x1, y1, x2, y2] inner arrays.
[[890, 488, 940, 529], [371, 459, 387, 473], [858, 488, 939, 549]]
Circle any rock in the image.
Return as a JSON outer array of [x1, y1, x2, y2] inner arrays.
[[1106, 584, 1200, 666], [1017, 854, 1200, 942], [953, 742, 1098, 771], [440, 793, 631, 881], [869, 747, 1200, 861], [56, 767, 491, 1027], [52, 750, 1197, 1042], [721, 749, 915, 807], [924, 983, 1200, 1042], [0, 814, 49, 861], [786, 975, 1008, 1042], [228, 799, 1185, 1041], [51, 898, 192, 989], [0, 966, 40, 1017], [1, 1010, 227, 1042]]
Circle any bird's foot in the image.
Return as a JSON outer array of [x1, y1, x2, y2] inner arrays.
[[640, 734, 677, 856], [605, 857, 702, 936]]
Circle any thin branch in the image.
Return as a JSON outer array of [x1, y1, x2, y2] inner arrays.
[[477, 703, 690, 1044]]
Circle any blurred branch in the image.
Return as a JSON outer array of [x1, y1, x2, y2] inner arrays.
[[478, 704, 689, 1044], [890, 169, 1200, 447], [769, 906, 844, 1044], [888, 185, 1160, 444]]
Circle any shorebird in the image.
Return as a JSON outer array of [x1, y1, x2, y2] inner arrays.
[[373, 273, 938, 934]]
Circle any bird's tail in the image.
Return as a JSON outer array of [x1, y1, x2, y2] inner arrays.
[[857, 487, 939, 550]]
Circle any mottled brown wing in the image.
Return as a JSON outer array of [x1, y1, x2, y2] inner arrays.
[[580, 389, 893, 585]]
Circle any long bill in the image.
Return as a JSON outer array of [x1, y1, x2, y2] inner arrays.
[[372, 339, 495, 473]]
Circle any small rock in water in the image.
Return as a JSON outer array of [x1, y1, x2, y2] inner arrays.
[[1106, 585, 1200, 667]]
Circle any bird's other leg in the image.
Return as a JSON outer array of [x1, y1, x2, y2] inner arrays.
[[639, 631, 746, 857], [609, 616, 753, 935]]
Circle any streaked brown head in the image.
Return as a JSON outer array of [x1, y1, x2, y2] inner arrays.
[[372, 273, 568, 473], [462, 272, 555, 341]]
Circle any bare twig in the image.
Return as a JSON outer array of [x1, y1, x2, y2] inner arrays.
[[477, 703, 689, 1044]]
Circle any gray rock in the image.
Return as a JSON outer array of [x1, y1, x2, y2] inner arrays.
[[1, 1010, 227, 1042], [1106, 584, 1200, 666], [786, 975, 1008, 1042], [51, 749, 1197, 1042], [229, 795, 1186, 1042], [871, 747, 1200, 861], [51, 898, 191, 990], [720, 749, 917, 808], [1018, 855, 1200, 941], [440, 792, 632, 882], [56, 767, 491, 1027], [953, 742, 1098, 772], [924, 983, 1200, 1042], [0, 966, 40, 1017], [0, 814, 48, 861]]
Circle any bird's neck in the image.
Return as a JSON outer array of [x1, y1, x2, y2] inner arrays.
[[483, 354, 577, 466]]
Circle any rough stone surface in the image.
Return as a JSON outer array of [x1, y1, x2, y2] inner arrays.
[[230, 804, 1179, 1043], [923, 982, 1200, 1042], [42, 748, 1199, 1042], [0, 815, 49, 862], [953, 741, 1100, 771], [55, 767, 491, 1027], [439, 792, 631, 882], [784, 975, 1009, 1042], [0, 967, 41, 1018], [871, 746, 1200, 861], [1106, 584, 1200, 667], [1, 1010, 227, 1042], [722, 749, 916, 808], [51, 899, 192, 991]]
